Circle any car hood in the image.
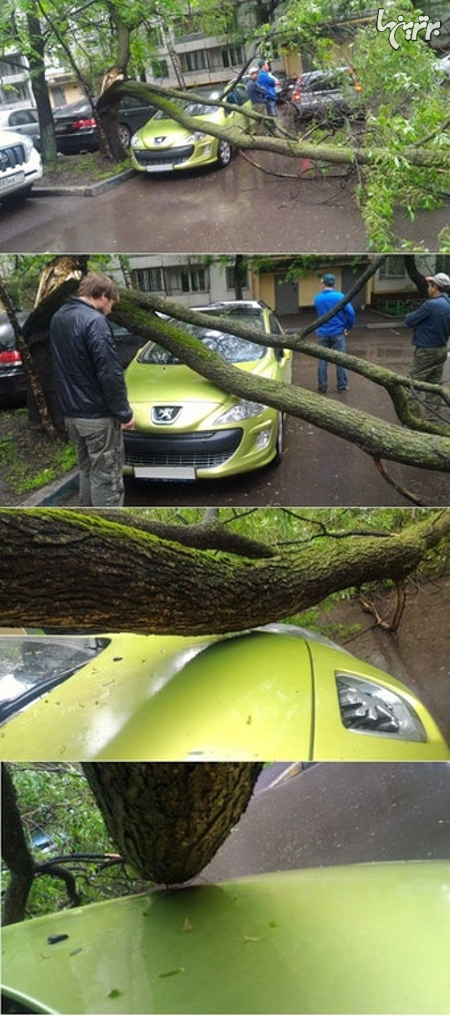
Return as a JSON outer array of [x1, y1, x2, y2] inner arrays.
[[125, 355, 272, 407], [2, 862, 450, 1014], [0, 628, 448, 762], [136, 108, 225, 145]]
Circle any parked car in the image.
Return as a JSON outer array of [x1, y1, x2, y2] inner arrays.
[[2, 763, 450, 1014], [0, 107, 41, 150], [0, 311, 29, 406], [0, 624, 448, 761], [130, 83, 250, 174], [123, 300, 291, 480], [291, 66, 363, 120], [0, 129, 42, 206], [52, 95, 157, 154]]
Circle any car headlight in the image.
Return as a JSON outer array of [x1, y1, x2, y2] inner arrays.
[[21, 135, 34, 158], [215, 400, 268, 424], [187, 131, 208, 142], [336, 674, 427, 742], [130, 133, 141, 149]]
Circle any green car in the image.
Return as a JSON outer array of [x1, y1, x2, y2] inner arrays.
[[0, 625, 448, 760], [123, 300, 292, 480], [130, 83, 250, 173], [2, 761, 450, 1014]]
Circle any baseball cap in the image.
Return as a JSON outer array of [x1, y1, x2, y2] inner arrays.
[[426, 272, 450, 289], [248, 67, 259, 75], [322, 273, 336, 286]]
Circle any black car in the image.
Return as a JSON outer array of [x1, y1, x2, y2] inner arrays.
[[0, 312, 29, 407], [290, 66, 362, 120], [52, 95, 157, 154]]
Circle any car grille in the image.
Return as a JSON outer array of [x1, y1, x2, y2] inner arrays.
[[124, 429, 242, 469], [0, 143, 27, 170], [133, 145, 195, 167]]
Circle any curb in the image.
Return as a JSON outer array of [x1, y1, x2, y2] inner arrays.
[[22, 469, 79, 507], [33, 167, 136, 197]]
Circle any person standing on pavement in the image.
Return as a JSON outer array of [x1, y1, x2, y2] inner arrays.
[[314, 273, 356, 393], [404, 272, 450, 422], [50, 272, 135, 507], [257, 59, 278, 117], [246, 68, 268, 132]]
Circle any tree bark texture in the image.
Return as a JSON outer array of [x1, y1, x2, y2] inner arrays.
[[0, 509, 449, 633], [81, 762, 263, 883]]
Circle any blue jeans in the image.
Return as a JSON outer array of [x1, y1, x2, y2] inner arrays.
[[266, 98, 277, 117], [318, 332, 347, 390]]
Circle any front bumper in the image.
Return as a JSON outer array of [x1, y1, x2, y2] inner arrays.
[[123, 416, 279, 479]]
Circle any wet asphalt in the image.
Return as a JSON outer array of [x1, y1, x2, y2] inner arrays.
[[0, 152, 449, 254], [197, 762, 450, 882]]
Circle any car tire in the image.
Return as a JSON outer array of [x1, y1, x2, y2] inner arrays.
[[273, 414, 284, 465], [217, 139, 232, 166], [118, 123, 132, 148]]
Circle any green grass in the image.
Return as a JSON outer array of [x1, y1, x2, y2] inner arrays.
[[0, 418, 76, 496]]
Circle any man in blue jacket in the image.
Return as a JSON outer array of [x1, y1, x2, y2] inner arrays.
[[314, 273, 356, 393], [257, 59, 278, 117], [404, 272, 450, 422], [50, 273, 135, 506]]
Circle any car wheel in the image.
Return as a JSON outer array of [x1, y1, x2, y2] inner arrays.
[[217, 139, 232, 166], [273, 415, 284, 465], [118, 123, 132, 148]]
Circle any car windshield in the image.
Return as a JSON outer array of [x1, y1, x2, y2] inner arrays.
[[153, 90, 221, 120], [138, 316, 266, 365], [0, 636, 110, 723]]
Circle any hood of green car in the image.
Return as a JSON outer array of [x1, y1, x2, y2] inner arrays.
[[2, 862, 450, 1014], [125, 353, 273, 408], [135, 107, 227, 147]]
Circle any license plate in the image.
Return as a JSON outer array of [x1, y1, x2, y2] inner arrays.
[[146, 163, 175, 173], [134, 466, 196, 479], [0, 171, 25, 191]]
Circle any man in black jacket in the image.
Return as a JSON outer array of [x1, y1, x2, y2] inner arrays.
[[50, 273, 135, 506]]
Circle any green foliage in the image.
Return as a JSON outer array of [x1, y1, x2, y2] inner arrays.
[[3, 764, 144, 918]]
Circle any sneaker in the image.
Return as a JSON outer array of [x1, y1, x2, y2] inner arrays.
[[337, 386, 349, 392], [318, 386, 327, 393]]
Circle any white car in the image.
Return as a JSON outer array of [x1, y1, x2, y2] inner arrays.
[[438, 54, 450, 75], [0, 128, 42, 206]]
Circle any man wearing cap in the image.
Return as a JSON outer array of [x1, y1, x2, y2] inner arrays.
[[246, 68, 267, 133], [314, 274, 356, 393], [404, 272, 450, 421]]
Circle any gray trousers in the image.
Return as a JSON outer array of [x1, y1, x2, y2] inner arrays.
[[408, 346, 448, 421], [65, 417, 125, 506]]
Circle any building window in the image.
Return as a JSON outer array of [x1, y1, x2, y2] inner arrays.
[[222, 46, 244, 68], [133, 267, 164, 292], [179, 50, 209, 73], [226, 264, 249, 290], [180, 267, 208, 292], [150, 58, 169, 79], [378, 256, 406, 278]]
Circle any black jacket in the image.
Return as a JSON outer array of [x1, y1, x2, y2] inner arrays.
[[50, 297, 133, 423]]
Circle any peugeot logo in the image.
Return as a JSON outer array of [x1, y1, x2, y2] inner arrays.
[[152, 406, 182, 424], [154, 136, 167, 145]]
